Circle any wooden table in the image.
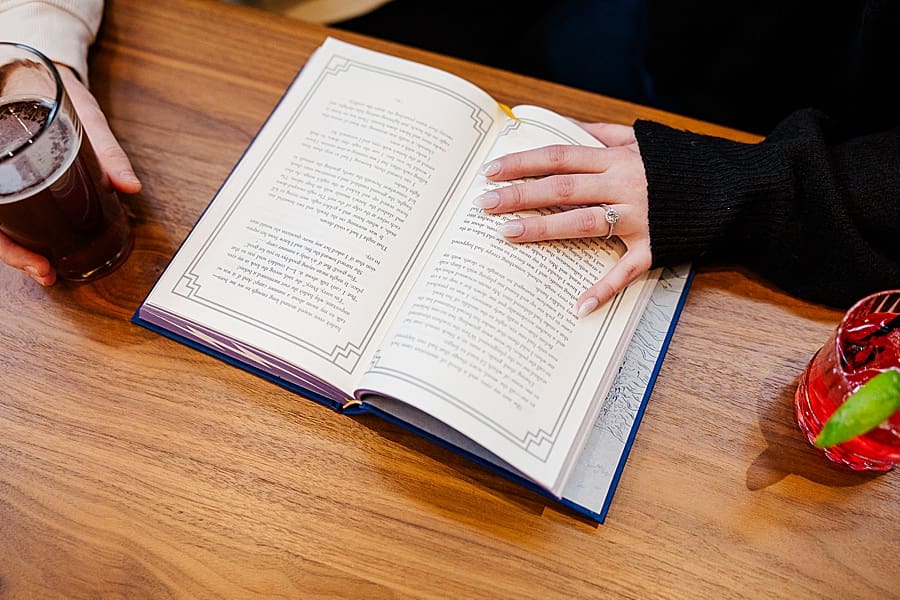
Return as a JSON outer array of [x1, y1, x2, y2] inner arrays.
[[2, 1, 897, 597]]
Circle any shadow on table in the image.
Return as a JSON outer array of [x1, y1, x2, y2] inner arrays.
[[747, 364, 884, 491], [350, 412, 603, 528]]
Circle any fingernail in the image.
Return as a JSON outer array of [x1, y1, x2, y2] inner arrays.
[[473, 191, 499, 209], [498, 220, 524, 238], [576, 297, 599, 318], [120, 170, 141, 185], [24, 266, 52, 286], [479, 160, 500, 177]]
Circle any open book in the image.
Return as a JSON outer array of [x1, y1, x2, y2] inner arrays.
[[135, 37, 691, 521]]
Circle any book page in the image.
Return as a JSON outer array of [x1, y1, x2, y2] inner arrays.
[[362, 264, 686, 519], [139, 38, 506, 398], [358, 106, 657, 494]]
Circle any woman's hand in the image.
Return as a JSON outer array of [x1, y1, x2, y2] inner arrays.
[[0, 66, 141, 286], [475, 122, 653, 317]]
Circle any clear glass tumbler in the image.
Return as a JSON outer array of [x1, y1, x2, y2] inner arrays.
[[795, 290, 900, 471], [0, 42, 133, 281]]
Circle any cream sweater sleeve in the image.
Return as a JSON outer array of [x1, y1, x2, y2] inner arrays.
[[0, 0, 103, 82]]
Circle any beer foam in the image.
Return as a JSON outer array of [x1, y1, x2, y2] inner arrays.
[[0, 97, 81, 203]]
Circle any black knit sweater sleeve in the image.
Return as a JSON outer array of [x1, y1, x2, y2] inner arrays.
[[634, 110, 900, 308]]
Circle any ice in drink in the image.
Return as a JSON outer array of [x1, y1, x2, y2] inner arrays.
[[795, 292, 900, 471]]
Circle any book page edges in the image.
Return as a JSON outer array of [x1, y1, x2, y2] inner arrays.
[[134, 304, 352, 410]]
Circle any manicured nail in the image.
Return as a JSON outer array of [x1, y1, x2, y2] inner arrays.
[[120, 170, 140, 184], [498, 220, 524, 238], [24, 266, 39, 276], [576, 297, 599, 318], [473, 191, 499, 209], [479, 160, 500, 177]]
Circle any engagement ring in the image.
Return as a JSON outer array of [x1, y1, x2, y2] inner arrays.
[[600, 204, 620, 239]]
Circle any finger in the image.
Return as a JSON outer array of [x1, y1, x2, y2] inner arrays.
[[0, 231, 57, 286], [477, 173, 621, 213], [498, 204, 632, 243], [577, 122, 637, 147], [575, 246, 652, 318], [481, 144, 629, 182], [59, 69, 142, 194]]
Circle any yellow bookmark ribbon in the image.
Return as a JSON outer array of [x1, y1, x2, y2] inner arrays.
[[498, 102, 521, 122], [341, 399, 363, 411]]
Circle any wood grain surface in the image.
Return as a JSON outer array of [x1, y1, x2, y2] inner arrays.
[[1, 1, 897, 598]]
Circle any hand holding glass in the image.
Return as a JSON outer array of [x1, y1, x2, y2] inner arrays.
[[0, 43, 132, 282]]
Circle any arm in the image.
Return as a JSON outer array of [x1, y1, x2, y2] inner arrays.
[[0, 0, 102, 82], [636, 110, 900, 308], [0, 0, 140, 285], [478, 111, 900, 313]]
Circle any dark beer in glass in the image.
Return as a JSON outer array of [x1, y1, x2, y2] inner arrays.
[[0, 43, 132, 281]]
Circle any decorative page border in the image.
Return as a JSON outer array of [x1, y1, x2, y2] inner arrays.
[[169, 54, 495, 374], [368, 116, 629, 461]]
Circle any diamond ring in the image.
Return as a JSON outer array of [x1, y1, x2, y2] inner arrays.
[[599, 204, 620, 240]]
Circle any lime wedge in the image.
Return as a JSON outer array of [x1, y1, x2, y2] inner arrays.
[[815, 369, 900, 448]]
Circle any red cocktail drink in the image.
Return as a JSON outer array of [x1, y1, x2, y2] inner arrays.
[[795, 290, 900, 471]]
